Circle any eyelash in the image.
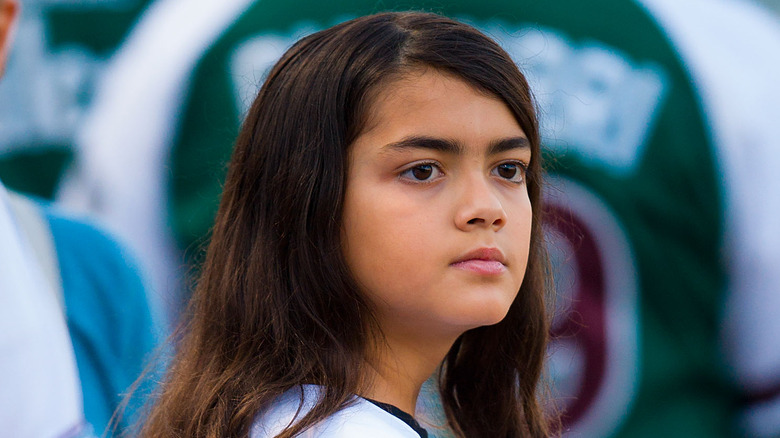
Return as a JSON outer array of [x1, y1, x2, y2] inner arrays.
[[398, 160, 529, 184]]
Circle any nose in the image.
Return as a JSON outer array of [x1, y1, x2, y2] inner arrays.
[[454, 175, 507, 232]]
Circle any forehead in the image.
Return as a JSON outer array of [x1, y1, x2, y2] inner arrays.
[[357, 69, 524, 143]]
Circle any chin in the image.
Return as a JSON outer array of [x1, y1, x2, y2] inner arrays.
[[447, 300, 514, 331], [476, 308, 513, 328]]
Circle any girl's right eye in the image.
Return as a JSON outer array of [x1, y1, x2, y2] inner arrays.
[[400, 162, 442, 182]]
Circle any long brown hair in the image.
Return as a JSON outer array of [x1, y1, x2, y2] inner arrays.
[[141, 11, 553, 438]]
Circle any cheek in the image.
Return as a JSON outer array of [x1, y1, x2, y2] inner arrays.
[[341, 187, 442, 299]]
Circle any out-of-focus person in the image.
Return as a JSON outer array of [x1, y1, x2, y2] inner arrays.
[[0, 2, 161, 436], [46, 0, 780, 437], [0, 183, 90, 438], [2, 2, 88, 436], [3, 187, 162, 438]]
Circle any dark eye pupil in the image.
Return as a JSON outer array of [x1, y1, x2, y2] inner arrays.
[[412, 165, 433, 180], [498, 163, 517, 179]]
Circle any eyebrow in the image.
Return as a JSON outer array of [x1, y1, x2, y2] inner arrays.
[[380, 135, 530, 156]]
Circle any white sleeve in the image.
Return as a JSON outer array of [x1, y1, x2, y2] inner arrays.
[[56, 0, 253, 321], [639, 0, 780, 435], [0, 182, 87, 438]]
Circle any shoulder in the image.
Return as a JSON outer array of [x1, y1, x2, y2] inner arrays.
[[250, 386, 421, 438], [40, 203, 154, 318], [4, 192, 152, 316], [31, 200, 161, 433], [41, 204, 160, 335], [38, 202, 161, 355]]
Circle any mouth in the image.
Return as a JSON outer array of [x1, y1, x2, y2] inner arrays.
[[450, 248, 507, 276]]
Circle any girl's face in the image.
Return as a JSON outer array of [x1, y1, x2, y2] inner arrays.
[[342, 70, 533, 340]]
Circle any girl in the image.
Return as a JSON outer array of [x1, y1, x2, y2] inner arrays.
[[141, 11, 553, 438]]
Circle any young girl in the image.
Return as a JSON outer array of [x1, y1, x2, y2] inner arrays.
[[141, 11, 553, 438]]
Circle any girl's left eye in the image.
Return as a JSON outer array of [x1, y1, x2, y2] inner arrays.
[[492, 162, 527, 183]]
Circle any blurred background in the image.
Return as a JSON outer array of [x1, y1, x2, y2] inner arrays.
[[1, 0, 779, 437]]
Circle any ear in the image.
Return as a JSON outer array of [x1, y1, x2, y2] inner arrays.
[[0, 0, 20, 77]]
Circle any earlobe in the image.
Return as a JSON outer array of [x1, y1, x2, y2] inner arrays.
[[0, 0, 20, 77]]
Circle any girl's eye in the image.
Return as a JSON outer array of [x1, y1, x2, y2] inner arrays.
[[493, 162, 527, 183], [400, 163, 442, 182]]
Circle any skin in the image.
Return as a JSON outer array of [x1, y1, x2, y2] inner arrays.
[[341, 69, 533, 415], [0, 0, 18, 78]]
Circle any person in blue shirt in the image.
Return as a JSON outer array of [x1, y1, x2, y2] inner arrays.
[[0, 3, 161, 435]]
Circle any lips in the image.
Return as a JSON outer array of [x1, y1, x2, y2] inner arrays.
[[450, 248, 507, 275]]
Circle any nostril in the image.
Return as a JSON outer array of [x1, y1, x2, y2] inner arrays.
[[467, 218, 484, 225]]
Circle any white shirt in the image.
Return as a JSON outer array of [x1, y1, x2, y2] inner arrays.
[[251, 385, 423, 438], [0, 182, 87, 438]]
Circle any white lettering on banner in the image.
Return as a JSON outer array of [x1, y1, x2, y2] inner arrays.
[[230, 34, 297, 119], [230, 15, 354, 121], [482, 23, 668, 175], [230, 17, 354, 121]]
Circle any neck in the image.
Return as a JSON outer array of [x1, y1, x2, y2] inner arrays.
[[361, 326, 459, 415]]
